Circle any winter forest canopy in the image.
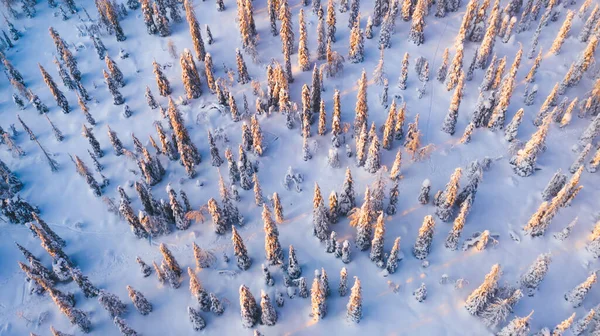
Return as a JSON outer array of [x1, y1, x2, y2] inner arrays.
[[1, 0, 600, 334]]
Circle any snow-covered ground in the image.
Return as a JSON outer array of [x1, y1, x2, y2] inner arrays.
[[1, 0, 599, 334]]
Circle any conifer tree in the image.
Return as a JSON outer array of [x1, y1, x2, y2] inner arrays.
[[187, 306, 206, 331], [436, 167, 461, 221], [465, 264, 501, 315], [297, 9, 311, 71], [82, 125, 103, 158], [446, 45, 464, 91], [338, 167, 356, 215], [519, 252, 551, 297], [232, 226, 252, 270], [184, 0, 206, 60], [260, 290, 277, 326], [409, 0, 425, 45], [207, 131, 223, 167], [476, 1, 500, 69], [565, 272, 597, 308], [98, 290, 127, 318], [442, 71, 465, 135], [311, 274, 327, 321], [572, 309, 595, 336], [436, 48, 449, 83], [39, 65, 70, 113], [348, 15, 364, 63], [208, 198, 226, 234], [549, 10, 574, 55], [210, 293, 224, 315], [355, 187, 372, 251], [267, 0, 278, 36], [369, 213, 386, 267], [153, 61, 172, 96], [188, 267, 210, 311], [103, 69, 124, 105], [127, 286, 152, 315], [355, 124, 368, 167], [287, 245, 301, 279], [354, 70, 368, 135], [346, 277, 362, 323], [385, 236, 401, 274], [313, 183, 330, 241], [413, 215, 435, 259], [279, 0, 295, 56], [317, 11, 327, 59], [510, 113, 552, 177], [551, 312, 576, 336], [398, 53, 409, 90], [364, 134, 381, 173], [579, 4, 599, 43], [105, 55, 124, 87], [497, 312, 532, 336], [239, 285, 259, 328]]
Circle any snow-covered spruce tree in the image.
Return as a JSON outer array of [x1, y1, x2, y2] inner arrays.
[[386, 180, 399, 215], [105, 55, 124, 87], [476, 2, 500, 69], [313, 183, 330, 241], [414, 283, 427, 302], [298, 9, 310, 71], [184, 0, 206, 60], [285, 244, 302, 279], [348, 15, 364, 63], [188, 268, 211, 311], [106, 126, 123, 156], [445, 194, 472, 251], [168, 187, 190, 230], [589, 147, 600, 173], [102, 69, 124, 105], [74, 156, 103, 197], [409, 0, 425, 45], [207, 198, 227, 234], [519, 253, 551, 296], [232, 226, 251, 270], [346, 276, 362, 323], [572, 309, 595, 336], [565, 272, 597, 308], [207, 131, 223, 167], [253, 173, 264, 207], [338, 167, 356, 215], [51, 57, 75, 91], [549, 10, 574, 55], [497, 311, 533, 336], [568, 36, 599, 87], [311, 273, 327, 321], [464, 264, 501, 316], [533, 82, 559, 126], [417, 179, 431, 204], [397, 52, 409, 90], [210, 293, 224, 315], [153, 61, 171, 96], [98, 290, 127, 318], [136, 257, 152, 277], [39, 64, 69, 113], [436, 48, 449, 83], [159, 243, 182, 279], [364, 134, 381, 173], [126, 286, 152, 315], [113, 316, 139, 335], [188, 306, 206, 331], [355, 124, 368, 167], [413, 215, 435, 259], [481, 289, 523, 328], [569, 144, 592, 174], [510, 113, 552, 177], [504, 108, 524, 142], [180, 50, 203, 100], [435, 167, 461, 221], [446, 44, 464, 91], [352, 70, 369, 136], [70, 268, 99, 298], [369, 213, 386, 267], [579, 4, 600, 43], [279, 0, 295, 56], [442, 71, 465, 135], [551, 312, 575, 336], [260, 290, 278, 326], [382, 100, 397, 150], [239, 285, 259, 328]]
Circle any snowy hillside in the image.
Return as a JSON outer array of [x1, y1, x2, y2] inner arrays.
[[1, 0, 600, 334]]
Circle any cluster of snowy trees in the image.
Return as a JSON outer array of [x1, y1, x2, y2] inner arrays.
[[2, 0, 600, 333]]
